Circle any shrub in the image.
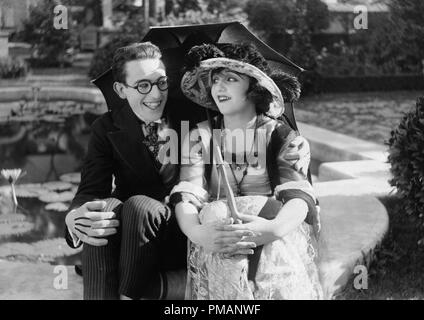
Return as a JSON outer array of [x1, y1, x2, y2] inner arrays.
[[0, 57, 28, 79], [316, 41, 383, 77], [87, 34, 140, 79], [387, 96, 424, 241], [19, 0, 76, 68]]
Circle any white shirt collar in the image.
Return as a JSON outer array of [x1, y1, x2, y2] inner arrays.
[[135, 114, 163, 125]]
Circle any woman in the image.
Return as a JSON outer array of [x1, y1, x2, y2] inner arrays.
[[169, 43, 323, 299]]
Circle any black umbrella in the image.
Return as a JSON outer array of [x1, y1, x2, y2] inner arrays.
[[92, 21, 304, 129]]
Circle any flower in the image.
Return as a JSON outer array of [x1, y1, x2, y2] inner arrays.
[[1, 169, 24, 184], [1, 168, 26, 214]]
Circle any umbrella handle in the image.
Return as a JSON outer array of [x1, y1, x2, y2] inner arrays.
[[213, 143, 241, 221]]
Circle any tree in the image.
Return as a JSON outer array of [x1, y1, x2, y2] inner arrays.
[[305, 0, 330, 34], [165, 0, 202, 15], [19, 0, 77, 67], [206, 0, 249, 13], [365, 14, 413, 74], [245, 0, 329, 41], [245, 0, 293, 38], [388, 0, 424, 70]]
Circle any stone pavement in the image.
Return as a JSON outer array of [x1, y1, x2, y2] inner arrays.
[[0, 260, 82, 300]]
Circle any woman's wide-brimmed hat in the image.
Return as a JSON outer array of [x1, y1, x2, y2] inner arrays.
[[181, 43, 291, 118]]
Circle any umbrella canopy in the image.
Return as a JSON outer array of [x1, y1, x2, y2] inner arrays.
[[92, 21, 304, 129]]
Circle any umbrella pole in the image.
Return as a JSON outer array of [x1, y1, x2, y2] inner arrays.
[[212, 140, 241, 221], [206, 109, 241, 221]]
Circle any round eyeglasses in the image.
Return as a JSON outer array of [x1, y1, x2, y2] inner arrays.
[[125, 76, 169, 94]]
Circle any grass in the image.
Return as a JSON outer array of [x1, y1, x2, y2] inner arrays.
[[296, 90, 423, 145], [336, 196, 424, 299]]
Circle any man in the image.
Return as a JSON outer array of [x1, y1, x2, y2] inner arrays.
[[64, 42, 311, 300]]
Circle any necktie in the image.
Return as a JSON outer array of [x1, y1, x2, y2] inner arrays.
[[143, 122, 160, 159]]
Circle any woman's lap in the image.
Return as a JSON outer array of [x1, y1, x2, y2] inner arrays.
[[187, 222, 323, 300]]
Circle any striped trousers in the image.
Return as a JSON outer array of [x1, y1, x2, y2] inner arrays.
[[82, 195, 187, 300]]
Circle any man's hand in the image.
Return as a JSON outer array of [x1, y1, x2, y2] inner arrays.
[[65, 200, 120, 246], [283, 135, 311, 176]]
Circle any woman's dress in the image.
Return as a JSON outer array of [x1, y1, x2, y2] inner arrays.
[[169, 115, 323, 300]]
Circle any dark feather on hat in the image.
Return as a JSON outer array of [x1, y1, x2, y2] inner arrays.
[[270, 71, 301, 103], [217, 43, 270, 74], [184, 44, 225, 72]]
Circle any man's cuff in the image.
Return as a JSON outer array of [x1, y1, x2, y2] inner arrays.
[[67, 227, 82, 248]]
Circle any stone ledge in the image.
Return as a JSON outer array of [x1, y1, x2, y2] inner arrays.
[[298, 122, 388, 163], [0, 86, 105, 104], [298, 122, 392, 299], [317, 195, 389, 299], [319, 160, 391, 182], [298, 121, 394, 197], [314, 177, 394, 198]]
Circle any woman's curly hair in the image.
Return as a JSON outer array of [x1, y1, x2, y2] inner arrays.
[[248, 72, 301, 114]]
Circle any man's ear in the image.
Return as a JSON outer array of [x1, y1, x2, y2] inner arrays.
[[113, 82, 127, 100]]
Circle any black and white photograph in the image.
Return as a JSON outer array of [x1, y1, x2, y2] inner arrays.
[[0, 0, 423, 303]]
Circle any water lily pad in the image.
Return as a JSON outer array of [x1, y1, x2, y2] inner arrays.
[[38, 191, 74, 203], [0, 220, 35, 238], [40, 115, 66, 123], [59, 172, 81, 184], [14, 184, 50, 198], [45, 202, 69, 212], [0, 213, 27, 224], [0, 238, 81, 262], [42, 181, 73, 191], [10, 115, 38, 122]]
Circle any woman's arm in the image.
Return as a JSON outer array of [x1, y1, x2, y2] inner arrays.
[[218, 198, 307, 247], [175, 201, 257, 254], [171, 126, 256, 254], [219, 121, 318, 248]]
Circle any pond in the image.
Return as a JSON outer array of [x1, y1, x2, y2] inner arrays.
[[0, 99, 106, 264]]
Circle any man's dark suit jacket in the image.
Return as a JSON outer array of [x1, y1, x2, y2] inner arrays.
[[65, 102, 182, 248]]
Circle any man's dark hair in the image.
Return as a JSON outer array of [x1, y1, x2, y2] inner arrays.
[[112, 42, 162, 83]]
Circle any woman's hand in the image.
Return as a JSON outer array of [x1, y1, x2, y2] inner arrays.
[[194, 218, 258, 255], [217, 214, 278, 248]]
